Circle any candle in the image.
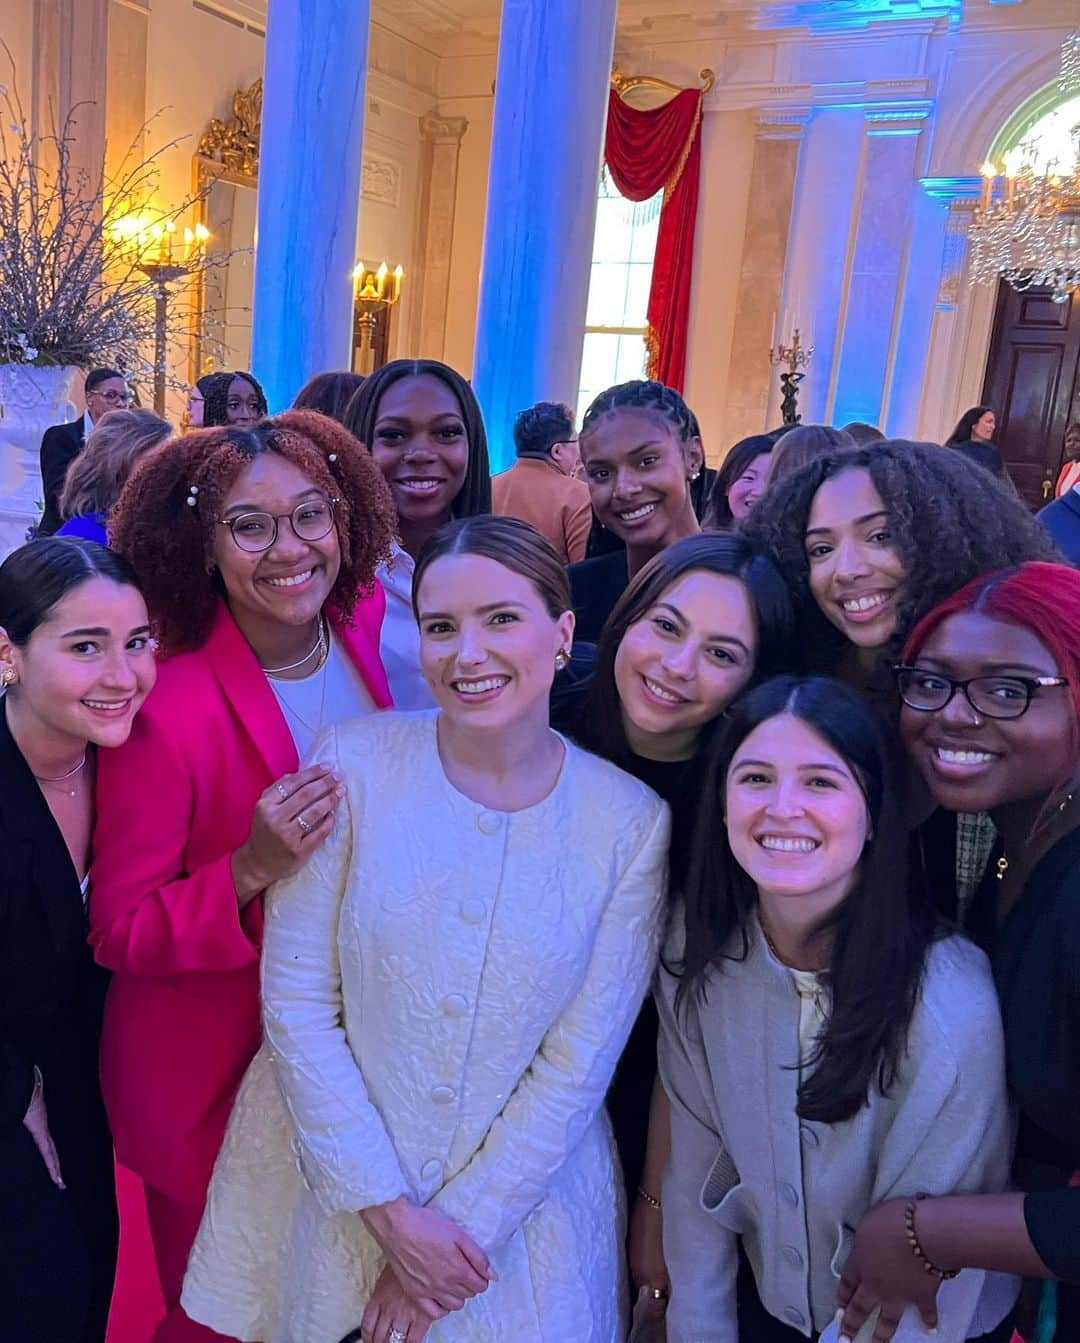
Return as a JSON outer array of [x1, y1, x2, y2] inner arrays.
[[392, 264, 404, 303], [980, 160, 996, 211]]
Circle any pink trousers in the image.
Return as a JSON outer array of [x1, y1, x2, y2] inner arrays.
[[144, 1186, 236, 1343]]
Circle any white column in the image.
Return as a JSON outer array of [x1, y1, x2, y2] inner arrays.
[[884, 178, 979, 438], [472, 0, 618, 470], [415, 114, 469, 361], [251, 0, 370, 410]]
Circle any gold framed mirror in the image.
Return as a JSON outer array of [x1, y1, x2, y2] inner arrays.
[[189, 79, 261, 381]]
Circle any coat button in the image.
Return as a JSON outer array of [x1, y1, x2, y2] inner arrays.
[[782, 1245, 803, 1268], [783, 1308, 805, 1328], [420, 1159, 443, 1182], [477, 811, 502, 835], [781, 1183, 800, 1207], [460, 899, 487, 924], [442, 994, 469, 1017], [431, 1085, 456, 1105], [799, 1124, 819, 1148]]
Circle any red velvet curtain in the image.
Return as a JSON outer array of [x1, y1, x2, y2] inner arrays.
[[604, 86, 704, 392]]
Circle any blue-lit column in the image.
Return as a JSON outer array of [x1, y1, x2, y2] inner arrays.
[[829, 105, 930, 428], [885, 179, 979, 438], [251, 0, 370, 410], [472, 0, 618, 470]]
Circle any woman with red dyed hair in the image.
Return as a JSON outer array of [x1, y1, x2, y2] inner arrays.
[[836, 562, 1080, 1343]]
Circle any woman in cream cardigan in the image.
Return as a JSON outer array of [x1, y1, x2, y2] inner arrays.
[[658, 676, 1017, 1343], [181, 516, 670, 1343]]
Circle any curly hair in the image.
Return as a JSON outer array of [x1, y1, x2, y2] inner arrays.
[[110, 409, 397, 654], [739, 440, 1060, 667], [343, 359, 492, 517], [512, 401, 575, 460]]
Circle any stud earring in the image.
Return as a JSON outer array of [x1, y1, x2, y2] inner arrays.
[[1, 666, 16, 688], [554, 648, 571, 672]]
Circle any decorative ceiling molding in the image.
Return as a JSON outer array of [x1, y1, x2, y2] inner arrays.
[[754, 0, 961, 31]]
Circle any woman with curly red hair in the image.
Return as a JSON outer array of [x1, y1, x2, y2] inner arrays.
[[90, 410, 397, 1342], [838, 562, 1080, 1343]]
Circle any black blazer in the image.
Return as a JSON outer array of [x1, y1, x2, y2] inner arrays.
[[38, 415, 86, 536], [0, 705, 117, 1341]]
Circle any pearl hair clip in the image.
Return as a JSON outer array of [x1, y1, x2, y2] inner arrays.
[[186, 484, 199, 508], [328, 453, 337, 463]]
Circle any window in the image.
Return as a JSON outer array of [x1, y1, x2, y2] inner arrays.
[[1000, 93, 1080, 174], [577, 167, 663, 422]]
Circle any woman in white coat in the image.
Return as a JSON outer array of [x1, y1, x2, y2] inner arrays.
[[181, 516, 671, 1343]]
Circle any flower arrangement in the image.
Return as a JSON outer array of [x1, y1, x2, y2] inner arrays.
[[0, 52, 228, 383]]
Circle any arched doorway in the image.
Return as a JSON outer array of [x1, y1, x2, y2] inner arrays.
[[979, 88, 1080, 506]]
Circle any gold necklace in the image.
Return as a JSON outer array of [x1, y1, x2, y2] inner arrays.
[[33, 751, 87, 799], [996, 790, 1076, 882], [262, 616, 328, 678]]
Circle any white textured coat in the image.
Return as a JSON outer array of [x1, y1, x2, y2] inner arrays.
[[181, 710, 670, 1343]]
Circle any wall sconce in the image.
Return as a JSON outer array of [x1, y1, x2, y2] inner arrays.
[[352, 262, 404, 375]]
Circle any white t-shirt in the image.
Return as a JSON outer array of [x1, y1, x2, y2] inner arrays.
[[269, 632, 376, 759], [376, 543, 435, 711]]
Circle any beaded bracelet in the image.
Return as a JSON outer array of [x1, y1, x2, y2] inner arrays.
[[904, 1192, 959, 1280], [637, 1185, 662, 1211]]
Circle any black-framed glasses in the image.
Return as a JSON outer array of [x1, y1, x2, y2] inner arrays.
[[894, 664, 1069, 720], [217, 497, 338, 553]]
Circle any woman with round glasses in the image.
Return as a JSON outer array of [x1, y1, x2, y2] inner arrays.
[[835, 562, 1080, 1343], [89, 412, 397, 1342]]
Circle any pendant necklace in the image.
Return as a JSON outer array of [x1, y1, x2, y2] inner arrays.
[[34, 752, 88, 799], [996, 791, 1076, 882]]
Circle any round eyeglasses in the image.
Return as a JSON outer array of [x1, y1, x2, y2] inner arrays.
[[217, 497, 338, 553], [894, 665, 1069, 721]]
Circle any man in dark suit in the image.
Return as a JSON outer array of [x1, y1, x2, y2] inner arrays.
[[38, 367, 130, 535], [1038, 483, 1080, 565]]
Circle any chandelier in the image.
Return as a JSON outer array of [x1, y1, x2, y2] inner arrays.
[[968, 34, 1080, 304]]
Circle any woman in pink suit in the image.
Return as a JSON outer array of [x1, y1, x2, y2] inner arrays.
[[91, 411, 398, 1341]]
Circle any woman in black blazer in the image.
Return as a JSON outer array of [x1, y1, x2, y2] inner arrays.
[[0, 538, 156, 1342]]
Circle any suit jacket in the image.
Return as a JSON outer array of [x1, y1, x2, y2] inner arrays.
[[0, 702, 118, 1339], [39, 415, 86, 536], [1037, 490, 1080, 565], [491, 456, 593, 563], [90, 594, 391, 1204]]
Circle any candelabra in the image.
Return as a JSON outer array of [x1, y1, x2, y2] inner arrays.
[[136, 261, 189, 414], [771, 327, 814, 426], [352, 262, 405, 374]]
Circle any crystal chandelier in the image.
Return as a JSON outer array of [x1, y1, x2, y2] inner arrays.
[[968, 34, 1080, 304]]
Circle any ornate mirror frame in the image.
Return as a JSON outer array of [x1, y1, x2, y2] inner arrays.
[[189, 79, 261, 381]]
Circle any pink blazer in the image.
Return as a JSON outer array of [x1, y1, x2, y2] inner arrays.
[[90, 594, 392, 1202]]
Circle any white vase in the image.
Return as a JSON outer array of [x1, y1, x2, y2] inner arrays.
[[0, 363, 82, 559]]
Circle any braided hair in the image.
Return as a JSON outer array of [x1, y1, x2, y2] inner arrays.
[[581, 379, 695, 442]]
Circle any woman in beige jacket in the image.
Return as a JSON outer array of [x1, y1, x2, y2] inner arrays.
[[658, 676, 1017, 1343]]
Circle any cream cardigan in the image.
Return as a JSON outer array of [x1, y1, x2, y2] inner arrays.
[[657, 913, 1018, 1342]]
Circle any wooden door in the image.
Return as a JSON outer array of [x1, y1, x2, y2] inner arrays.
[[981, 283, 1080, 508]]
